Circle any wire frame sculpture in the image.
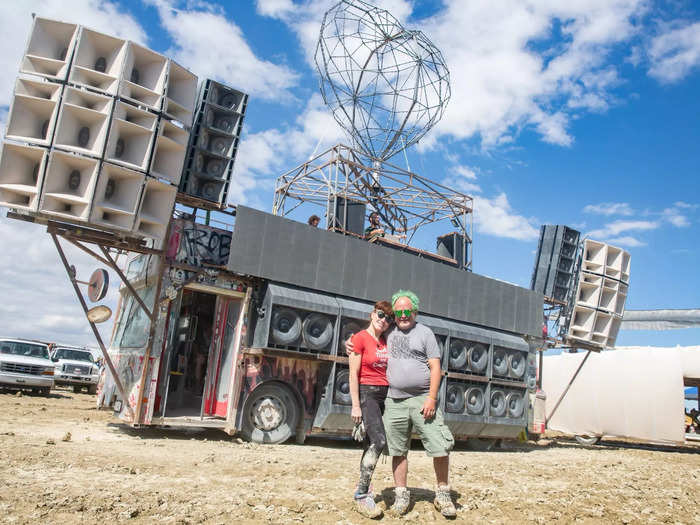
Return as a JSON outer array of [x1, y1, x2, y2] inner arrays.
[[315, 0, 451, 162]]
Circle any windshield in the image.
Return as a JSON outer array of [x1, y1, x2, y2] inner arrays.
[[0, 341, 50, 359], [53, 348, 94, 362]]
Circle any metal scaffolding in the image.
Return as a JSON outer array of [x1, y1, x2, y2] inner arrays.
[[272, 144, 473, 267]]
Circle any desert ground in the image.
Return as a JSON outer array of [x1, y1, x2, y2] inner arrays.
[[1, 388, 698, 524]]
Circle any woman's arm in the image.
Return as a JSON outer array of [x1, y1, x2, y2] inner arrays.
[[349, 349, 363, 423]]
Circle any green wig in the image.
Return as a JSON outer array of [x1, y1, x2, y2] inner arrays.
[[391, 290, 420, 310]]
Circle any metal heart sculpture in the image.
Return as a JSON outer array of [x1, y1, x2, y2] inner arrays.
[[315, 0, 451, 161]]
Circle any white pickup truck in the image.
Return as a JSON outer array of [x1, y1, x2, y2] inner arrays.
[[51, 347, 100, 394], [0, 338, 55, 395]]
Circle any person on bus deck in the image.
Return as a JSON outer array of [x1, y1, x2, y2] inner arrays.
[[346, 290, 456, 518], [308, 215, 321, 227], [364, 211, 385, 240], [348, 300, 394, 519]]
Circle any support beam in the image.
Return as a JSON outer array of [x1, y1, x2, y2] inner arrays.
[[546, 350, 592, 423], [50, 233, 132, 419]]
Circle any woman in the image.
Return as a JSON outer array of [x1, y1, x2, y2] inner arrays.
[[348, 300, 394, 518]]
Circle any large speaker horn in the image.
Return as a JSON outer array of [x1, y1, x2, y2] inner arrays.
[[445, 382, 466, 414], [118, 42, 167, 111], [201, 104, 242, 135], [163, 60, 197, 126], [0, 143, 47, 211], [54, 87, 112, 157], [507, 350, 526, 379], [69, 27, 127, 95], [490, 388, 506, 417], [333, 367, 351, 405], [270, 307, 302, 346], [20, 17, 78, 81], [506, 390, 524, 418], [467, 343, 488, 374], [492, 347, 508, 377], [134, 179, 176, 240], [5, 78, 63, 146], [193, 128, 237, 158], [302, 313, 333, 351], [104, 102, 157, 171], [465, 385, 486, 415], [38, 151, 99, 221], [89, 163, 144, 231], [205, 80, 247, 113], [149, 119, 188, 184], [448, 339, 467, 370]]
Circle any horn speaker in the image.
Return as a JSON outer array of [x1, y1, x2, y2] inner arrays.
[[104, 101, 157, 171], [5, 78, 63, 146], [69, 27, 127, 95], [0, 143, 48, 211], [20, 17, 78, 80], [38, 150, 99, 221], [163, 60, 198, 126], [89, 163, 144, 231], [118, 42, 167, 111], [53, 87, 112, 157], [134, 178, 176, 240], [149, 119, 189, 184]]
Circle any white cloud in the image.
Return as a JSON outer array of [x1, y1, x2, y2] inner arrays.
[[0, 1, 146, 111], [583, 202, 634, 216], [606, 235, 647, 247], [149, 0, 299, 101], [587, 219, 658, 238], [451, 165, 478, 180], [648, 21, 700, 83], [228, 93, 345, 205], [259, 0, 651, 150], [0, 214, 120, 346], [661, 202, 697, 227], [472, 193, 539, 240]]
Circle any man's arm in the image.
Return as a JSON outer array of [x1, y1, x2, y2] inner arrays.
[[421, 358, 441, 419]]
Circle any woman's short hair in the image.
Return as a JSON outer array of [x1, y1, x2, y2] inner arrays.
[[373, 300, 393, 319], [308, 214, 320, 225]]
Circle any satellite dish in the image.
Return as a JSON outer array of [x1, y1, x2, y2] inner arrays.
[[87, 305, 112, 324], [88, 269, 109, 302]]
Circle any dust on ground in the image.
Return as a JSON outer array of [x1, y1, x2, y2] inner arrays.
[[0, 389, 698, 524]]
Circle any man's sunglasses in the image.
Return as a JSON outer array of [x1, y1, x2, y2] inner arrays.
[[375, 310, 393, 321], [393, 308, 416, 318]]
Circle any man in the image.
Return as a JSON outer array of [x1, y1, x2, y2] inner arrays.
[[364, 211, 384, 240], [347, 290, 456, 517], [308, 214, 320, 227]]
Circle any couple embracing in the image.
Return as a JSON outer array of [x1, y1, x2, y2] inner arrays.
[[347, 290, 456, 519]]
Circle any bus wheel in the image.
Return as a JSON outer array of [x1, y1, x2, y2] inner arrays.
[[241, 383, 300, 445], [575, 434, 601, 446]]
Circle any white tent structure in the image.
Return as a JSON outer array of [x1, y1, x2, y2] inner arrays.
[[542, 346, 700, 444]]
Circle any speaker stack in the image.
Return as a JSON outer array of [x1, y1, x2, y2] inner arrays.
[[0, 16, 198, 241], [531, 225, 581, 302], [178, 79, 248, 207], [436, 232, 470, 270], [566, 239, 630, 348], [329, 197, 367, 236]]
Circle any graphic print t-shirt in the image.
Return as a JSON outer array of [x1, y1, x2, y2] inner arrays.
[[350, 329, 389, 386], [386, 323, 441, 399]]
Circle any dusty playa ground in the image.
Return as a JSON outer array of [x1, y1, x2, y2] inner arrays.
[[0, 389, 699, 524]]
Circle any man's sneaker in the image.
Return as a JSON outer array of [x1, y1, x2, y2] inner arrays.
[[434, 485, 457, 518], [389, 487, 410, 516], [354, 492, 382, 519]]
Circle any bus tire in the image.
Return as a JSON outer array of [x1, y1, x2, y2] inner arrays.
[[241, 383, 300, 445], [575, 434, 601, 446]]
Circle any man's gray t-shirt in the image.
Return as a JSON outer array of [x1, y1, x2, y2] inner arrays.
[[386, 323, 441, 399]]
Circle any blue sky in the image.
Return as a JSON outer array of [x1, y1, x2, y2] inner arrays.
[[0, 0, 698, 348]]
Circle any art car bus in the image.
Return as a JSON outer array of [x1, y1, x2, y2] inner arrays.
[[98, 206, 545, 445]]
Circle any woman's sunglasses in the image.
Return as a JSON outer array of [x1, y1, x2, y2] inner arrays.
[[393, 308, 416, 319], [375, 310, 394, 322]]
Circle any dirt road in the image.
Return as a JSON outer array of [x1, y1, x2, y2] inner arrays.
[[1, 389, 698, 524]]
